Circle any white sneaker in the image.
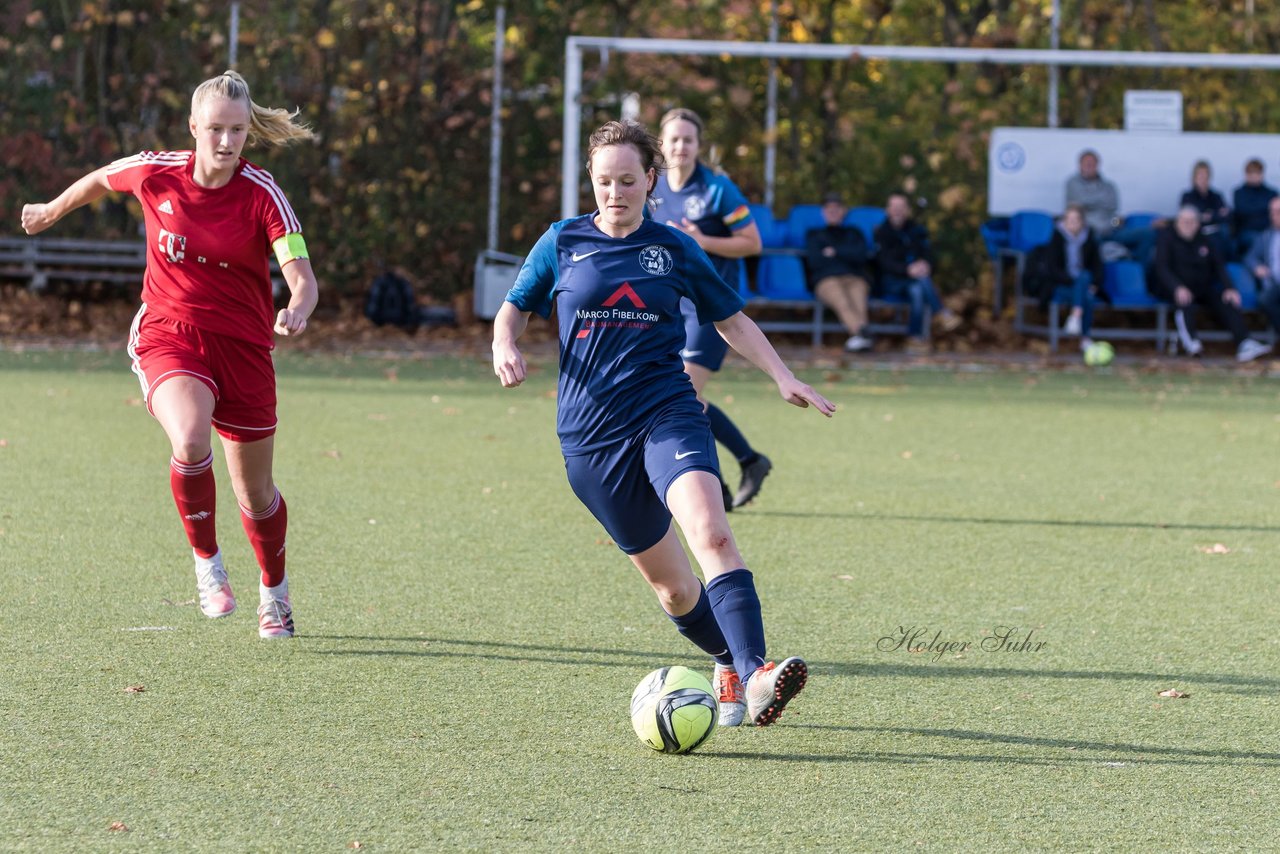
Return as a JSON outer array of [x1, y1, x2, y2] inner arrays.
[[844, 334, 873, 352], [1063, 313, 1083, 336], [194, 550, 235, 618], [257, 596, 295, 639], [1185, 338, 1204, 357], [745, 656, 808, 727], [1236, 338, 1272, 363], [712, 663, 746, 726]]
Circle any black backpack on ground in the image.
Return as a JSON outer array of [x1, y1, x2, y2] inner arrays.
[[364, 270, 419, 331]]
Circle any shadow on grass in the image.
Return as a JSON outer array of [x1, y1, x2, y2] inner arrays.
[[305, 634, 695, 670], [815, 660, 1280, 696], [699, 723, 1280, 767], [751, 509, 1278, 534]]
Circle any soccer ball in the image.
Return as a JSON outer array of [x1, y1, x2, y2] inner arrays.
[[630, 666, 718, 754], [1083, 340, 1114, 367]]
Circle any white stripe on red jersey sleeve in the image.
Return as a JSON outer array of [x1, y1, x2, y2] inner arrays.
[[105, 151, 191, 193], [241, 163, 302, 235]]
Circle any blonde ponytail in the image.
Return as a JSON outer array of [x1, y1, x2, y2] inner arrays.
[[191, 70, 316, 147]]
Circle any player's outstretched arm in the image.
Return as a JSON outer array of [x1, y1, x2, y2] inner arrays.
[[20, 166, 114, 236], [492, 301, 532, 388], [274, 258, 319, 336], [714, 311, 835, 416]]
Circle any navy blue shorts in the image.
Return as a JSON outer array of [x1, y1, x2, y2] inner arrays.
[[564, 400, 720, 554], [681, 315, 729, 372]]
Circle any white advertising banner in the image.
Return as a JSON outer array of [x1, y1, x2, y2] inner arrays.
[[987, 126, 1280, 217]]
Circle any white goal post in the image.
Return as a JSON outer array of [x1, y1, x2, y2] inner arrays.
[[560, 35, 1280, 219]]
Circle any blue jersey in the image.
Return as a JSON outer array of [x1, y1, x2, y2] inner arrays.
[[651, 162, 754, 288], [506, 213, 745, 455]]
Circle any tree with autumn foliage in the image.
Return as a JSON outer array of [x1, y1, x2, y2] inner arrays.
[[6, 1, 1280, 303]]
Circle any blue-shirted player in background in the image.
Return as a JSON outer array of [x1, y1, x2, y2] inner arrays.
[[653, 108, 772, 511], [493, 120, 834, 727]]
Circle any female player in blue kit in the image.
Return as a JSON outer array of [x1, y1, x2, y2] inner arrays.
[[653, 108, 772, 510], [492, 120, 834, 727]]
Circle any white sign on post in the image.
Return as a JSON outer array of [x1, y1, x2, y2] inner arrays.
[[1124, 90, 1183, 133]]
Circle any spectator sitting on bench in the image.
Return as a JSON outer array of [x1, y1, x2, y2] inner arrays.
[[803, 191, 874, 352], [1154, 206, 1271, 362], [873, 193, 960, 352], [1065, 149, 1155, 266], [1180, 160, 1232, 260], [1232, 158, 1277, 260], [1026, 204, 1107, 352], [1241, 195, 1280, 338]]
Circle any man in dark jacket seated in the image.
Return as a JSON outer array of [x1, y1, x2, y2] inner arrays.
[[804, 192, 874, 352], [1154, 206, 1271, 361], [873, 193, 960, 352], [1232, 158, 1278, 260]]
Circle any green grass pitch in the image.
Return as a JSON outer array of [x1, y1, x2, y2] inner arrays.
[[1, 348, 1278, 850]]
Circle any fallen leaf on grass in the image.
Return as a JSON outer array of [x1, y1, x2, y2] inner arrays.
[[124, 685, 146, 693], [107, 821, 130, 832], [124, 398, 142, 407], [1197, 543, 1231, 555], [900, 450, 913, 459], [834, 574, 854, 581], [1157, 688, 1190, 699], [348, 842, 363, 850], [0, 439, 8, 447], [322, 449, 342, 460]]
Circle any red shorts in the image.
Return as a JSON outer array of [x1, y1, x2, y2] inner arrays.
[[127, 304, 278, 442]]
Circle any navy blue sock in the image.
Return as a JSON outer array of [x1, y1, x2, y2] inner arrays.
[[706, 403, 756, 465], [666, 584, 734, 667], [706, 568, 766, 682]]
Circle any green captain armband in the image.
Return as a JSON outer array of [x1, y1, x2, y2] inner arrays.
[[272, 232, 309, 266]]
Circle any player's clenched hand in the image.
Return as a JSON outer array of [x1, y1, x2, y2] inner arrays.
[[493, 341, 527, 388], [20, 204, 55, 236], [777, 376, 835, 417], [274, 308, 308, 336]]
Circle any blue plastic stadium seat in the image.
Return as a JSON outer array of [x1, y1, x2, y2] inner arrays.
[[785, 204, 827, 249], [981, 217, 1011, 260], [844, 206, 886, 246], [1226, 262, 1259, 310], [1007, 210, 1055, 252], [756, 254, 812, 301], [748, 204, 785, 249], [1103, 260, 1158, 306], [1122, 211, 1164, 230]]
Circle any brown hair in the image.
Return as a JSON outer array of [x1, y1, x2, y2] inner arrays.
[[1192, 159, 1211, 179], [586, 120, 665, 200], [659, 107, 704, 140], [191, 70, 315, 147], [1246, 158, 1265, 173]]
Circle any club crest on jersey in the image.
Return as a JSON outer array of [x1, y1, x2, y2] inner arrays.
[[638, 244, 673, 276], [682, 197, 707, 220], [158, 228, 186, 263]]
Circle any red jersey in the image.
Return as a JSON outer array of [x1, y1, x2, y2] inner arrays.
[[106, 150, 302, 347]]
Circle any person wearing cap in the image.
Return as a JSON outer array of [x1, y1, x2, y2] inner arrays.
[[803, 192, 874, 352]]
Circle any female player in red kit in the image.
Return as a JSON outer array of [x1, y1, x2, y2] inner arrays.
[[21, 71, 318, 638]]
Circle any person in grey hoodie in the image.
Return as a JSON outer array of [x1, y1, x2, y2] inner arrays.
[[1065, 149, 1155, 266]]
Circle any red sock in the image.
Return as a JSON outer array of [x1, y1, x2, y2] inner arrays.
[[170, 453, 218, 558], [240, 489, 287, 587]]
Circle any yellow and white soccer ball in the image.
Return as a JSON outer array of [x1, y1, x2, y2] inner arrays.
[[630, 665, 718, 754], [1083, 340, 1114, 367]]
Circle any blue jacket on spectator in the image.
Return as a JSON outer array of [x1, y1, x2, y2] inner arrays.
[[1232, 182, 1278, 236], [1243, 227, 1280, 287], [873, 218, 933, 279]]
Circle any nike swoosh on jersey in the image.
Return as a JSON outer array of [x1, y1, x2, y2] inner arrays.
[[571, 250, 601, 262], [674, 450, 701, 460], [680, 349, 703, 358]]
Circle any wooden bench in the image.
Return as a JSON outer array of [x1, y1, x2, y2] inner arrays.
[[0, 236, 287, 296]]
